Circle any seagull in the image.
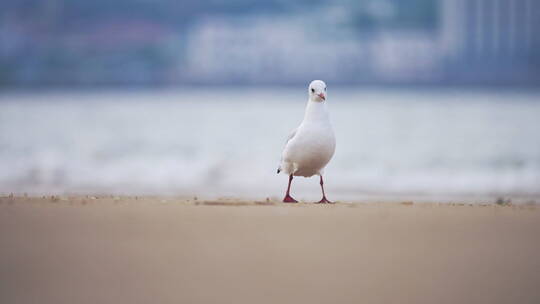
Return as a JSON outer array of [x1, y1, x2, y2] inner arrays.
[[277, 80, 336, 203]]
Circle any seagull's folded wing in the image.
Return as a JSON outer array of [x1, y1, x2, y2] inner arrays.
[[277, 127, 297, 174], [285, 128, 297, 146]]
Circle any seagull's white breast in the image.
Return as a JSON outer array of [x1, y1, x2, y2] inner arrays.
[[284, 122, 335, 177], [280, 101, 336, 177]]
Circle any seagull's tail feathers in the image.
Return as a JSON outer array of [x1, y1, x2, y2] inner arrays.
[[277, 161, 296, 175]]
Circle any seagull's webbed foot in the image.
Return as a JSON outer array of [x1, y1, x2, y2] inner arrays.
[[283, 195, 298, 203], [315, 197, 334, 204]]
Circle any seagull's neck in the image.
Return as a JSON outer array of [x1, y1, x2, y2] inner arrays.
[[302, 99, 330, 124]]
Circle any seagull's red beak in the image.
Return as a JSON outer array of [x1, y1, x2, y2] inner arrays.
[[318, 93, 326, 100]]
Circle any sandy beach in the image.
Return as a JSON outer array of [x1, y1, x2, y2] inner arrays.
[[1, 196, 539, 304]]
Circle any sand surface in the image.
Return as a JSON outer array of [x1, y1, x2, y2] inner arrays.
[[1, 196, 539, 304]]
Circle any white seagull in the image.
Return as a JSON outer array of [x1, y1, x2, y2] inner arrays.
[[277, 80, 336, 203]]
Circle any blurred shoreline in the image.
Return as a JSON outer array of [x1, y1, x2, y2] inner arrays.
[[1, 193, 538, 205], [1, 194, 539, 205]]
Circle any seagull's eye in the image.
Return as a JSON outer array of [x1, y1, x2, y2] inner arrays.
[[324, 87, 327, 91], [311, 88, 315, 93]]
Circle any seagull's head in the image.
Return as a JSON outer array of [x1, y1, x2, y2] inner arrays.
[[308, 80, 327, 102]]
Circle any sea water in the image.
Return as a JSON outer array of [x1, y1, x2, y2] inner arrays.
[[1, 87, 539, 202]]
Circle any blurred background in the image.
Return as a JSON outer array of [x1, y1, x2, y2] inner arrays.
[[0, 0, 539, 201]]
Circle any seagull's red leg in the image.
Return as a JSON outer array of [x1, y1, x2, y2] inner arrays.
[[316, 175, 334, 204], [283, 174, 298, 203]]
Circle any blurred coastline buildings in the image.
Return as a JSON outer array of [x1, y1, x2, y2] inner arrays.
[[0, 0, 538, 87]]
